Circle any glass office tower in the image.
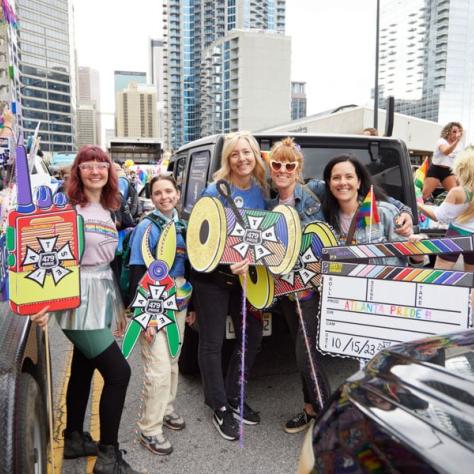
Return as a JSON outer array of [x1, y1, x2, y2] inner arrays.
[[16, 0, 76, 152]]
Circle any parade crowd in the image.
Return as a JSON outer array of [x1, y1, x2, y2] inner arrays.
[[30, 122, 471, 474]]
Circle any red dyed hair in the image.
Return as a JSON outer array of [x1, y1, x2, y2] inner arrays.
[[68, 145, 121, 210]]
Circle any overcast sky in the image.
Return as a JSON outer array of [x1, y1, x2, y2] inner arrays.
[[73, 0, 376, 120]]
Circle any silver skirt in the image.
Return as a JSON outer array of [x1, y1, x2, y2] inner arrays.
[[55, 264, 124, 331]]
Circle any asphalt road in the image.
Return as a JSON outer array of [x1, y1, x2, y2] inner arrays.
[[49, 316, 358, 474]]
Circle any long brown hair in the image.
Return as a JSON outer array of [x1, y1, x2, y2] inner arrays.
[[68, 145, 120, 210]]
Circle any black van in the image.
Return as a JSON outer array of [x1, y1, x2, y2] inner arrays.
[[168, 133, 420, 374]]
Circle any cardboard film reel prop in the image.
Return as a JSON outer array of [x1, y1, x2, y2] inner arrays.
[[244, 222, 339, 309], [187, 180, 301, 275], [122, 222, 181, 359], [7, 145, 84, 315], [318, 237, 474, 360]]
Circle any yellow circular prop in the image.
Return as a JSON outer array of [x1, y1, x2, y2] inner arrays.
[[241, 265, 275, 310], [268, 205, 301, 275], [304, 221, 338, 247], [156, 222, 177, 269], [187, 197, 227, 272]]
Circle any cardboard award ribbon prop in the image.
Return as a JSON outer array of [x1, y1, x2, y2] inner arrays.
[[122, 222, 181, 359], [7, 145, 84, 315], [187, 180, 301, 276]]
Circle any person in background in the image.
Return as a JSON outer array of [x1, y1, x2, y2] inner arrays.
[[56, 165, 71, 195], [423, 122, 463, 201], [128, 175, 193, 456], [30, 146, 140, 474], [192, 131, 267, 441], [362, 127, 379, 137]]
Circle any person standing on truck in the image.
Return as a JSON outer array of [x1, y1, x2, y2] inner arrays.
[[30, 146, 140, 474], [423, 122, 463, 201], [127, 175, 193, 456], [265, 140, 415, 434], [192, 131, 267, 441]]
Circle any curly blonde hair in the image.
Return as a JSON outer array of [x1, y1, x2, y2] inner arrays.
[[453, 146, 474, 223], [440, 122, 463, 140], [268, 137, 304, 183], [213, 131, 267, 192]]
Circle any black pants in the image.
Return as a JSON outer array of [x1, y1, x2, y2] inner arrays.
[[193, 278, 263, 410], [65, 341, 131, 446], [279, 294, 331, 411]]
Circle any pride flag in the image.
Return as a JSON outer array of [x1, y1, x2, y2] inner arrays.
[[414, 158, 429, 191], [356, 185, 380, 229]]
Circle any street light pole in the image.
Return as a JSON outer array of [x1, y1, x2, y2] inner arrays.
[[374, 0, 380, 129]]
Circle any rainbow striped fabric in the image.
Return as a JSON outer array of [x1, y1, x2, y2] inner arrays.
[[356, 186, 380, 229], [414, 158, 429, 191]]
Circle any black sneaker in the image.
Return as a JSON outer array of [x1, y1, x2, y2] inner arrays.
[[212, 407, 239, 441], [93, 444, 142, 473], [63, 430, 98, 459], [228, 399, 261, 425], [284, 410, 316, 434]]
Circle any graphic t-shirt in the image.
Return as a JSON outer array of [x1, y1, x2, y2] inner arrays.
[[77, 203, 118, 265], [203, 181, 266, 210]]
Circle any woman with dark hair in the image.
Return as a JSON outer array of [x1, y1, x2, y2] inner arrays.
[[322, 154, 410, 266], [423, 121, 463, 201], [30, 145, 140, 474]]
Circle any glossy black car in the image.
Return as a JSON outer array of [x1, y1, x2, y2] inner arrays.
[[299, 330, 474, 473]]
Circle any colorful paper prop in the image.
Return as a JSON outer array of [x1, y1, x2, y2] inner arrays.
[[122, 222, 181, 359], [244, 222, 338, 309], [187, 180, 300, 275], [7, 145, 84, 315], [318, 261, 472, 360]]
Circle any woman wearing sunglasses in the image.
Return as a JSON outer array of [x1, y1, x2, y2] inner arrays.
[[266, 138, 415, 435], [192, 131, 267, 442]]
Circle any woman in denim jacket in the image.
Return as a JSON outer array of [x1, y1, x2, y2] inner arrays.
[[266, 139, 414, 434]]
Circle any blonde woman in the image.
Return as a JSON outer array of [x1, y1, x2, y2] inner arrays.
[[419, 146, 474, 272], [192, 131, 267, 441]]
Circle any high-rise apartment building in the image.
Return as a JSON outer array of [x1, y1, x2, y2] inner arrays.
[[16, 0, 76, 152], [149, 39, 165, 139], [77, 66, 100, 147], [116, 82, 158, 138], [163, 0, 288, 150], [114, 70, 147, 96], [379, 0, 474, 140], [291, 81, 307, 120]]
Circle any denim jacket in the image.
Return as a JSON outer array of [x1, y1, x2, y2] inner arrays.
[[267, 181, 326, 226]]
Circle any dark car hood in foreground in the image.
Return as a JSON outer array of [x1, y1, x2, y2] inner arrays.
[[312, 330, 474, 473]]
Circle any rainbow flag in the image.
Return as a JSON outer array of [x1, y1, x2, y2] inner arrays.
[[356, 185, 380, 229], [414, 158, 429, 191]]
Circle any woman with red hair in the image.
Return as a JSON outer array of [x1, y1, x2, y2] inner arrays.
[[31, 146, 140, 473]]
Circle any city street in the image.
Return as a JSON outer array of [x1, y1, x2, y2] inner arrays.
[[49, 316, 358, 474]]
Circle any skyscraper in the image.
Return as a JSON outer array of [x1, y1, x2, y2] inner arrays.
[[116, 82, 158, 138], [16, 0, 76, 152], [149, 39, 165, 139], [163, 0, 288, 150], [114, 70, 147, 96], [291, 81, 307, 120], [77, 66, 100, 147], [379, 0, 474, 140]]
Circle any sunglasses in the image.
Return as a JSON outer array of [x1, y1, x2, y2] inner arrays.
[[270, 160, 298, 172]]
